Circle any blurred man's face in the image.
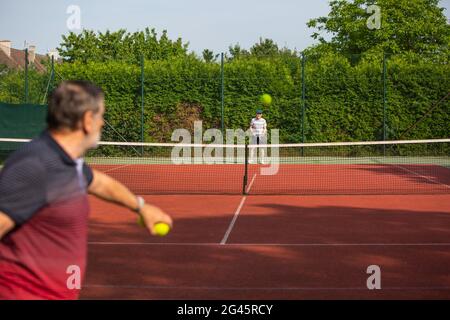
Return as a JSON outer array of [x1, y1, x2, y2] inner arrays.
[[256, 113, 262, 119], [85, 100, 105, 149]]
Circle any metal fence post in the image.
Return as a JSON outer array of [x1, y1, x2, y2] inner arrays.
[[24, 48, 29, 103], [140, 54, 145, 154], [221, 52, 225, 134]]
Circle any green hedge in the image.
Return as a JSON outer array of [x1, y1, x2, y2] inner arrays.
[[0, 67, 48, 104], [0, 53, 448, 143]]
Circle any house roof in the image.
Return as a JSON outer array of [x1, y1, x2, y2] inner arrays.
[[0, 47, 48, 73]]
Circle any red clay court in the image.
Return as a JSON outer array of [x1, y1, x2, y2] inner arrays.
[[80, 140, 450, 300]]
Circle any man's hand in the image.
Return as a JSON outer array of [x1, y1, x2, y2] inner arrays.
[[0, 211, 15, 240], [89, 170, 173, 235], [139, 204, 173, 235]]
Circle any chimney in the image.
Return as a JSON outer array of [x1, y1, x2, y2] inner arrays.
[[28, 45, 36, 63], [0, 40, 11, 57], [48, 49, 60, 60]]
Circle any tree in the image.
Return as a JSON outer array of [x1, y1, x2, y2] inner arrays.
[[250, 38, 279, 57], [202, 49, 218, 63], [0, 64, 7, 75], [307, 0, 450, 55], [228, 39, 299, 60], [228, 44, 250, 60], [58, 27, 190, 63]]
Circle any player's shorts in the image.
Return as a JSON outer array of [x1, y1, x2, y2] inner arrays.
[[251, 135, 267, 145]]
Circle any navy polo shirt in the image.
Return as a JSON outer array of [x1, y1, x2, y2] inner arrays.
[[0, 130, 94, 299]]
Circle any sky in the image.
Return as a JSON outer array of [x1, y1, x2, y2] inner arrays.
[[0, 0, 449, 55]]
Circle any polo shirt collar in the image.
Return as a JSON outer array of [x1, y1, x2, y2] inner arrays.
[[41, 130, 76, 166]]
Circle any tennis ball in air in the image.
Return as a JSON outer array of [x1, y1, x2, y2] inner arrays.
[[260, 94, 272, 106], [153, 222, 171, 237]]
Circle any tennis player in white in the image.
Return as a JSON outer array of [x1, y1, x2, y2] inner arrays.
[[249, 109, 267, 164]]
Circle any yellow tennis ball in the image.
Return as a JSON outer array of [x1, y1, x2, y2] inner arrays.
[[153, 222, 171, 236], [137, 218, 170, 236], [260, 94, 272, 106]]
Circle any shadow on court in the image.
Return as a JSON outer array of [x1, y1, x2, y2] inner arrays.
[[81, 195, 450, 299]]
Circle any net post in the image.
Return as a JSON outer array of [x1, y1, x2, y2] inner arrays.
[[242, 143, 249, 195]]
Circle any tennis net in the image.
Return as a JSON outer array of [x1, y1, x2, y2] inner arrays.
[[1, 138, 449, 195]]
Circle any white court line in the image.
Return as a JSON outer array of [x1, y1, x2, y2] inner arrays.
[[98, 163, 134, 174], [220, 174, 257, 245], [220, 197, 247, 245], [82, 284, 450, 291], [370, 156, 450, 189], [246, 173, 257, 194], [393, 163, 450, 189], [88, 242, 450, 247]]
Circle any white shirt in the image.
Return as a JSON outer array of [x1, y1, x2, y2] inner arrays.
[[75, 158, 87, 189], [250, 118, 267, 136]]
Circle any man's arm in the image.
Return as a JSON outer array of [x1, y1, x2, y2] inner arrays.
[[0, 211, 15, 240], [250, 119, 255, 132], [88, 169, 172, 234], [0, 156, 46, 240]]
